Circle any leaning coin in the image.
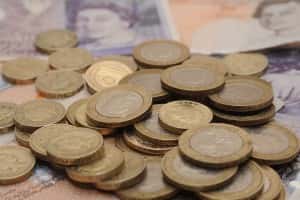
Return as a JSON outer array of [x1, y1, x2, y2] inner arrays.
[[161, 147, 238, 192], [158, 101, 213, 134], [49, 48, 94, 72], [0, 102, 17, 133], [67, 143, 124, 183], [14, 100, 66, 132], [0, 145, 36, 185], [15, 128, 31, 147], [95, 55, 138, 72], [2, 58, 49, 84], [35, 29, 78, 53], [86, 85, 152, 128], [224, 53, 268, 76], [133, 40, 190, 68], [197, 161, 264, 200], [66, 99, 88, 125], [245, 122, 300, 165], [179, 123, 252, 168], [117, 157, 178, 200], [35, 70, 84, 98]]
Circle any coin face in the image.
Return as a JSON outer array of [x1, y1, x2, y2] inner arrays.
[[14, 100, 66, 132], [2, 58, 49, 84], [35, 29, 78, 53], [0, 146, 36, 185], [159, 101, 213, 134], [95, 55, 138, 72], [208, 77, 273, 112], [35, 70, 84, 98], [245, 122, 300, 165], [0, 102, 16, 132], [66, 143, 124, 183], [161, 148, 238, 191], [224, 53, 268, 76], [49, 48, 94, 72], [15, 129, 31, 147], [86, 85, 152, 128], [161, 64, 225, 96], [179, 123, 252, 168], [120, 69, 169, 102], [66, 99, 88, 125]]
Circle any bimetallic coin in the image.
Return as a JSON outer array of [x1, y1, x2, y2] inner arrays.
[[245, 122, 300, 165], [14, 100, 66, 132], [49, 48, 94, 72], [15, 129, 30, 147], [35, 70, 84, 98], [224, 53, 268, 76], [35, 29, 78, 53], [161, 148, 238, 192], [95, 55, 138, 72], [2, 58, 49, 84], [67, 144, 124, 183], [0, 146, 36, 185], [0, 102, 17, 133], [66, 99, 88, 125], [159, 101, 213, 134], [197, 161, 264, 200], [179, 123, 252, 168]]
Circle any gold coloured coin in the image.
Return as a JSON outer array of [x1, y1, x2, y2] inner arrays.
[[133, 40, 190, 68], [161, 147, 238, 192], [120, 69, 170, 102], [15, 129, 31, 147], [245, 122, 300, 165], [159, 101, 213, 134], [197, 161, 264, 200], [208, 76, 273, 112], [0, 145, 36, 185], [35, 70, 84, 98], [87, 85, 152, 128], [117, 157, 178, 200], [224, 53, 268, 76], [14, 100, 66, 132], [115, 134, 141, 154], [66, 99, 88, 125], [49, 48, 94, 72], [0, 102, 17, 133], [67, 143, 124, 183], [95, 55, 138, 72], [35, 29, 78, 53], [95, 152, 146, 191], [277, 186, 286, 200], [2, 58, 49, 84], [179, 123, 252, 168], [134, 104, 178, 145]]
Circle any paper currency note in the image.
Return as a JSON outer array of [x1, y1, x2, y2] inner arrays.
[[166, 0, 300, 54]]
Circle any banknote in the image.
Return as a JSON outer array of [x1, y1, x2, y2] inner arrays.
[[166, 0, 300, 54]]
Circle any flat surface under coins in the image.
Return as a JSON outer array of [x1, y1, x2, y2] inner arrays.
[[0, 102, 17, 131], [95, 55, 138, 72]]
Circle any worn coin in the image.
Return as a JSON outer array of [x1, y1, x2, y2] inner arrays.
[[95, 55, 138, 72], [0, 102, 17, 133], [15, 128, 31, 147]]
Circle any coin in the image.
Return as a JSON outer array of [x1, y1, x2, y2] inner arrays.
[[115, 134, 140, 154], [0, 102, 17, 133], [120, 69, 170, 103], [35, 29, 78, 53], [84, 60, 133, 94], [245, 122, 300, 165], [197, 161, 264, 200], [47, 127, 104, 166], [66, 99, 88, 125], [67, 143, 124, 183], [133, 40, 190, 68], [2, 58, 49, 84], [35, 70, 84, 98], [117, 157, 178, 200], [95, 152, 146, 191], [208, 77, 273, 112], [179, 123, 252, 168], [0, 146, 36, 185], [277, 186, 286, 200], [95, 55, 138, 72], [134, 105, 179, 145], [161, 147, 238, 192], [87, 85, 152, 128], [49, 48, 94, 72], [15, 128, 31, 147], [158, 101, 213, 134], [224, 53, 268, 76], [14, 100, 66, 132], [161, 64, 225, 97]]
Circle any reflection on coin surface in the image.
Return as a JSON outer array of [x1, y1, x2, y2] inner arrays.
[[95, 55, 138, 72], [0, 102, 17, 132]]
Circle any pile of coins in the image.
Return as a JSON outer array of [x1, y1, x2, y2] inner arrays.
[[0, 29, 298, 200]]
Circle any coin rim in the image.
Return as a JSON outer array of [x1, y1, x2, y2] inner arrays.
[[94, 55, 138, 72], [15, 128, 30, 148], [66, 99, 88, 125]]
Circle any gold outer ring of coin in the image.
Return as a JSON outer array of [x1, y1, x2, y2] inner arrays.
[[0, 145, 36, 185], [66, 144, 125, 183], [197, 161, 264, 200], [208, 76, 274, 112], [94, 55, 139, 72], [133, 40, 190, 68], [15, 128, 30, 147], [178, 123, 253, 168], [0, 102, 17, 133], [94, 152, 146, 191], [161, 147, 239, 192], [66, 99, 88, 125], [86, 85, 152, 128]]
